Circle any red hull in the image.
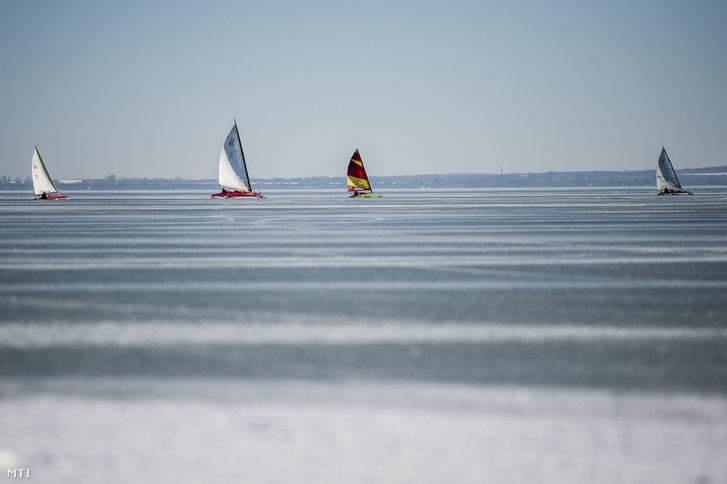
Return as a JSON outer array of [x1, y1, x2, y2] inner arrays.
[[35, 194, 69, 200], [659, 189, 693, 195], [211, 191, 263, 198]]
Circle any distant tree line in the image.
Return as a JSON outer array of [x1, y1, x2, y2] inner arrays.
[[2, 167, 727, 191]]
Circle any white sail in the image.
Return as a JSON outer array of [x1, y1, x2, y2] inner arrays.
[[31, 147, 59, 196], [217, 125, 250, 192], [656, 147, 682, 191]]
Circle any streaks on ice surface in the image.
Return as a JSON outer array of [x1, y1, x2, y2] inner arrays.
[[1, 320, 725, 349]]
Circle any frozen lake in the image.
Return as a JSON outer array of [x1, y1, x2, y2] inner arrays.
[[1, 188, 726, 483]]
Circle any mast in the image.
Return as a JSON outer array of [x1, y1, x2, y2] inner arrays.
[[662, 146, 682, 189], [359, 152, 373, 193], [234, 119, 253, 192], [35, 146, 59, 193]]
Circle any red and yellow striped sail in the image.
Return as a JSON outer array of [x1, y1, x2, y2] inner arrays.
[[347, 149, 370, 191]]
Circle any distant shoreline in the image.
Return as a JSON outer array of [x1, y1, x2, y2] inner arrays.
[[2, 166, 727, 190]]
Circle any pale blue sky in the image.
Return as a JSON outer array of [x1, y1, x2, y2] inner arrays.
[[1, 0, 725, 180]]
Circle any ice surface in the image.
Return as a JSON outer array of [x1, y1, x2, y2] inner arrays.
[[0, 379, 725, 484], [1, 188, 726, 482]]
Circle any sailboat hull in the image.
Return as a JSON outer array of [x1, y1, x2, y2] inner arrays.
[[35, 193, 69, 200], [658, 189, 693, 195], [211, 191, 264, 198], [349, 192, 382, 198]]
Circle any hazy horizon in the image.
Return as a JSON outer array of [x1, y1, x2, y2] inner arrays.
[[2, 1, 726, 180], [4, 162, 727, 183]]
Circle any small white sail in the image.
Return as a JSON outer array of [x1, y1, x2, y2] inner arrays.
[[31, 147, 59, 196], [217, 125, 250, 192], [656, 147, 682, 192]]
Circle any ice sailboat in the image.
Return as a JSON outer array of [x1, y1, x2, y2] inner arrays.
[[656, 147, 692, 195], [347, 149, 381, 198], [211, 120, 263, 198], [31, 147, 69, 200]]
